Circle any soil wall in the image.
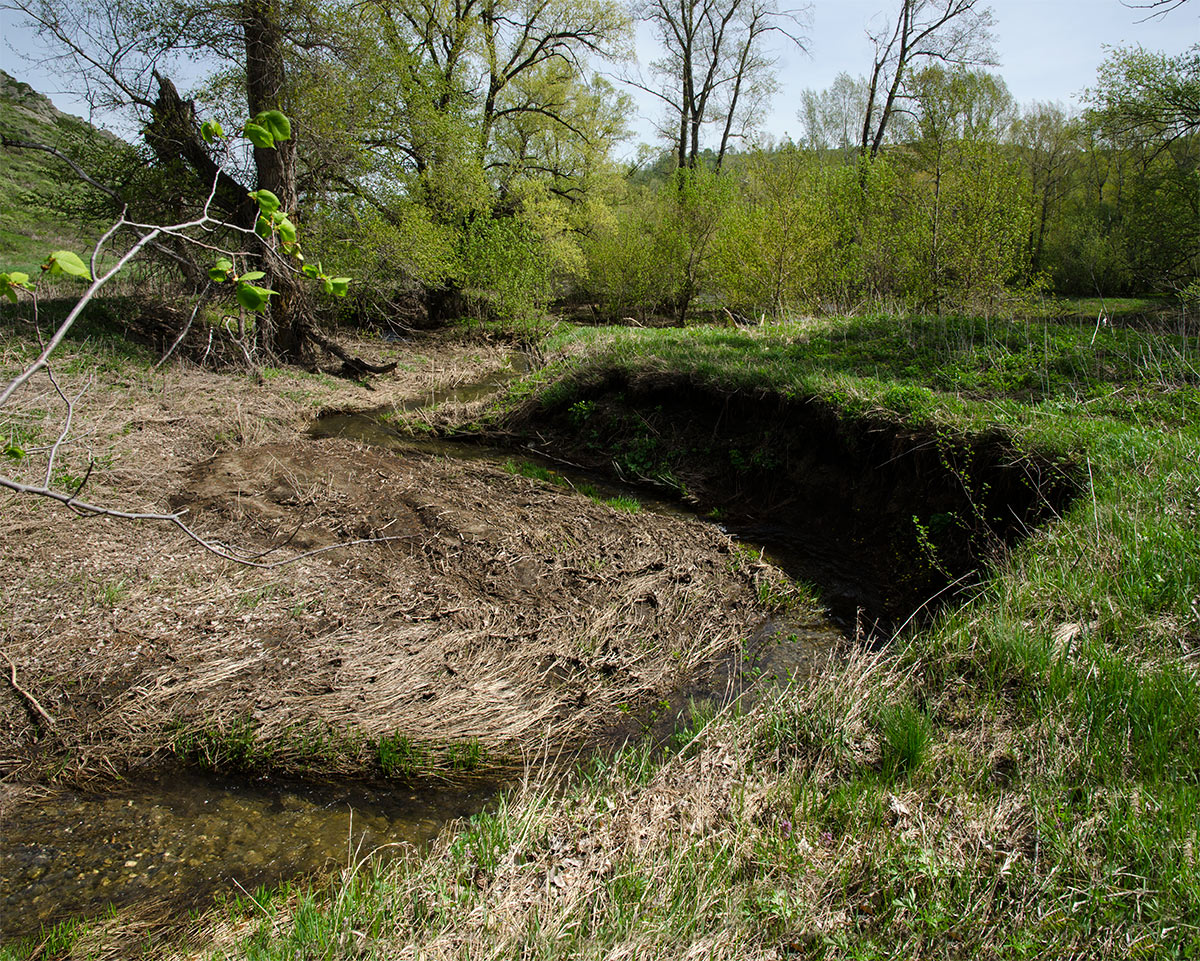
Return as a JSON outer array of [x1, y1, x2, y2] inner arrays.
[[507, 368, 1082, 627]]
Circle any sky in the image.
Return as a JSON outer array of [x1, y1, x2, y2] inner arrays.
[[1, 0, 1197, 147], [626, 0, 1199, 147]]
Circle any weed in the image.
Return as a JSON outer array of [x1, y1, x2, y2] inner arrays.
[[876, 700, 933, 780], [169, 716, 273, 774], [445, 738, 484, 771], [376, 732, 427, 778]]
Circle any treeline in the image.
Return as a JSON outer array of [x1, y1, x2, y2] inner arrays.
[[9, 0, 1198, 330], [578, 51, 1200, 322], [316, 46, 1198, 326]]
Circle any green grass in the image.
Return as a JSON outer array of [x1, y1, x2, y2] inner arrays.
[[0, 916, 90, 961], [0, 70, 117, 274], [502, 456, 644, 513], [165, 714, 498, 782], [530, 312, 1200, 430]]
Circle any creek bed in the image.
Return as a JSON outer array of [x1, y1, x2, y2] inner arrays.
[[1, 769, 496, 939], [4, 355, 851, 942]]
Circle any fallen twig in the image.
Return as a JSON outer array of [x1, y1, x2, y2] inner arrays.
[[1, 650, 55, 728]]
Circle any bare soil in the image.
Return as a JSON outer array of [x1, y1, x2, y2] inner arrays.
[[0, 332, 776, 793]]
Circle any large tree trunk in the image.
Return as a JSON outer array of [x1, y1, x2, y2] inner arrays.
[[145, 74, 259, 226], [242, 0, 308, 362]]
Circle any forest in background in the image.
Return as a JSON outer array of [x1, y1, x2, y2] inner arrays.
[[0, 0, 1197, 343]]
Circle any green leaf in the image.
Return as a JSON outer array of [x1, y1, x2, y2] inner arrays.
[[276, 217, 297, 244], [301, 264, 321, 279], [253, 110, 291, 143], [208, 257, 233, 282], [243, 122, 275, 149], [255, 215, 273, 240], [3, 443, 25, 461], [239, 270, 266, 282], [1, 271, 33, 301], [249, 189, 281, 215], [235, 282, 275, 312], [200, 120, 224, 143], [46, 250, 92, 280], [329, 277, 351, 297]]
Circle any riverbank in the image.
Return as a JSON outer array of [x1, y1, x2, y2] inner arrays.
[[5, 309, 1200, 957]]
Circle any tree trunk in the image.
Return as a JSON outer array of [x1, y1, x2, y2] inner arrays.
[[145, 74, 258, 226], [243, 0, 307, 362]]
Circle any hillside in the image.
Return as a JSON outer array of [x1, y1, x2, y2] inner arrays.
[[0, 70, 119, 273]]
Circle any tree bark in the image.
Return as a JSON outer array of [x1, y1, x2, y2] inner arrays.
[[242, 0, 308, 362]]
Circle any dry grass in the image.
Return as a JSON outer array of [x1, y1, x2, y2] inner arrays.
[[162, 648, 1044, 960], [0, 328, 781, 793]]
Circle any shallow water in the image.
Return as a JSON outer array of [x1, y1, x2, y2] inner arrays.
[[0, 770, 495, 938]]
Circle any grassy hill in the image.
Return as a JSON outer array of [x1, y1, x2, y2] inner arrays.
[[0, 70, 119, 274]]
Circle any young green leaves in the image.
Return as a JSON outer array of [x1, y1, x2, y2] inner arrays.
[[1, 271, 34, 303], [242, 110, 291, 150], [1, 251, 91, 302], [208, 257, 275, 312], [235, 283, 275, 312], [302, 263, 351, 297], [249, 189, 299, 254], [45, 250, 92, 281]]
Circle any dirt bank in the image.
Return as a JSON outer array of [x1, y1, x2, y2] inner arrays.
[[0, 334, 783, 789], [492, 366, 1082, 626]]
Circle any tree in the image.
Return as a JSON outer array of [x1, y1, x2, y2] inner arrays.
[[4, 0, 320, 359], [0, 116, 378, 564], [710, 143, 861, 317], [1086, 44, 1200, 153], [1083, 45, 1200, 291], [859, 0, 995, 159], [1012, 102, 1080, 275], [894, 66, 1027, 311], [295, 0, 630, 321], [634, 0, 807, 170], [798, 72, 868, 157]]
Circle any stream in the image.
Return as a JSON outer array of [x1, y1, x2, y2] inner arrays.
[[1, 772, 495, 938], [2, 352, 844, 942]]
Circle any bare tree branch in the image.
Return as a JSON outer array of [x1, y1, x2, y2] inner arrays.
[[1, 651, 55, 728], [859, 0, 995, 159], [635, 0, 808, 170]]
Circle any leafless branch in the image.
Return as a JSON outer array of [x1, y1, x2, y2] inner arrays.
[[1123, 0, 1190, 18]]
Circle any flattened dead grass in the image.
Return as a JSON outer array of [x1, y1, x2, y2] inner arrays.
[[0, 331, 777, 787]]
